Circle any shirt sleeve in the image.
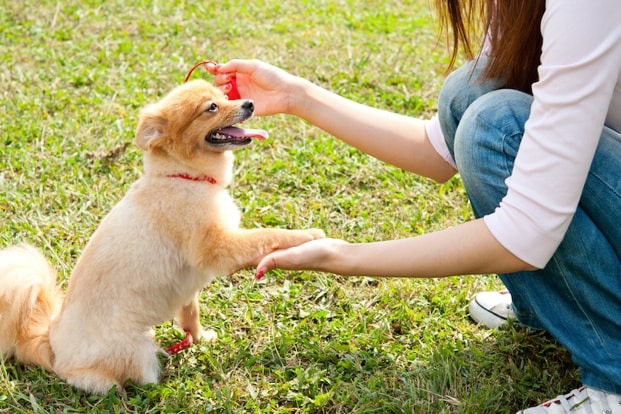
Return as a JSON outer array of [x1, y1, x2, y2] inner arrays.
[[425, 115, 457, 169], [483, 0, 621, 268]]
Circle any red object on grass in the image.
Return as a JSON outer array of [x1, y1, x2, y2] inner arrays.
[[166, 330, 193, 355]]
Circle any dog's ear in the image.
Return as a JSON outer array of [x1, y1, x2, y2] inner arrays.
[[135, 105, 167, 151]]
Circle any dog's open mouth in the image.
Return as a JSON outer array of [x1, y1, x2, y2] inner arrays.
[[206, 126, 268, 147]]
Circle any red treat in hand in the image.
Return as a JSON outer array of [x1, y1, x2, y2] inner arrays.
[[227, 76, 241, 100]]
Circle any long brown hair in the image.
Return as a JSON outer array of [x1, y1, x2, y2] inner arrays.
[[436, 0, 546, 93]]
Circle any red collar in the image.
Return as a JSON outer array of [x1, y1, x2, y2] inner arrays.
[[168, 173, 216, 184]]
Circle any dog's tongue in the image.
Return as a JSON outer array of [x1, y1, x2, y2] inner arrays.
[[218, 126, 268, 140]]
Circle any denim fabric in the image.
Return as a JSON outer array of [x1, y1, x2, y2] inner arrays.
[[438, 59, 621, 393]]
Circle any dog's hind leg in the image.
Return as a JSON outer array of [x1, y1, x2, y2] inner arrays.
[[55, 335, 161, 394], [62, 368, 123, 395]]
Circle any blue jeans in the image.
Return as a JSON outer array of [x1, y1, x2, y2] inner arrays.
[[437, 59, 621, 394]]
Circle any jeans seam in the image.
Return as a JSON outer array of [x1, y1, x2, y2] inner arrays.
[[589, 169, 621, 201], [553, 254, 615, 360], [501, 130, 522, 179]]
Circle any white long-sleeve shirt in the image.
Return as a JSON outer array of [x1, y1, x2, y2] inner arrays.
[[426, 0, 621, 268]]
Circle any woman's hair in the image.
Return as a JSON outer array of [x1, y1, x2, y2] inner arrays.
[[436, 0, 546, 93]]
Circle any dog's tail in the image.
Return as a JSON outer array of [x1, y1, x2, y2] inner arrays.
[[0, 243, 63, 371]]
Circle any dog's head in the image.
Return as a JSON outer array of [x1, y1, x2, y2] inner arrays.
[[135, 80, 267, 172]]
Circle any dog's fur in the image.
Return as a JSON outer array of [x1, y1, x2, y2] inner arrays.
[[0, 80, 324, 394]]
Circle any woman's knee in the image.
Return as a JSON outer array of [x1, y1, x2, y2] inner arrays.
[[454, 89, 532, 168], [453, 89, 533, 216]]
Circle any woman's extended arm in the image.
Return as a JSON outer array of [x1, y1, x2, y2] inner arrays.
[[213, 60, 457, 183], [255, 218, 536, 280]]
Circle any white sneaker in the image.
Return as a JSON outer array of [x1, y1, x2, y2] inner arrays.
[[469, 290, 515, 328], [517, 386, 621, 414]]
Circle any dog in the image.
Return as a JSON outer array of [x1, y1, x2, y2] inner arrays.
[[0, 79, 324, 394]]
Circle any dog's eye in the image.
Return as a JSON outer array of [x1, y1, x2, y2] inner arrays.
[[205, 102, 218, 113]]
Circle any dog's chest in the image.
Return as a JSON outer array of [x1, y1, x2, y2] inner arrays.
[[178, 264, 216, 294], [131, 180, 242, 230]]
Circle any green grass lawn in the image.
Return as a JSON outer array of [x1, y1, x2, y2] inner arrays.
[[1, 1, 578, 412]]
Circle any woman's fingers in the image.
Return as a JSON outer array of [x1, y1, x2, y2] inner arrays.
[[255, 250, 288, 280], [254, 238, 342, 280]]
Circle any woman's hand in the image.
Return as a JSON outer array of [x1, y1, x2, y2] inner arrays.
[[255, 238, 348, 280], [254, 219, 535, 280], [207, 59, 302, 116]]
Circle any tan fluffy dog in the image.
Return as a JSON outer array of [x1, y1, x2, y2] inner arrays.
[[0, 79, 324, 394]]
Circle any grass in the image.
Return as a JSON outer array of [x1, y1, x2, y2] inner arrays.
[[0, 0, 579, 412]]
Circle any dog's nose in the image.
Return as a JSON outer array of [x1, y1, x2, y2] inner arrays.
[[241, 100, 254, 113]]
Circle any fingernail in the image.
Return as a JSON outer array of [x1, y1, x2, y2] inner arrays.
[[205, 62, 220, 73], [256, 268, 266, 280]]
